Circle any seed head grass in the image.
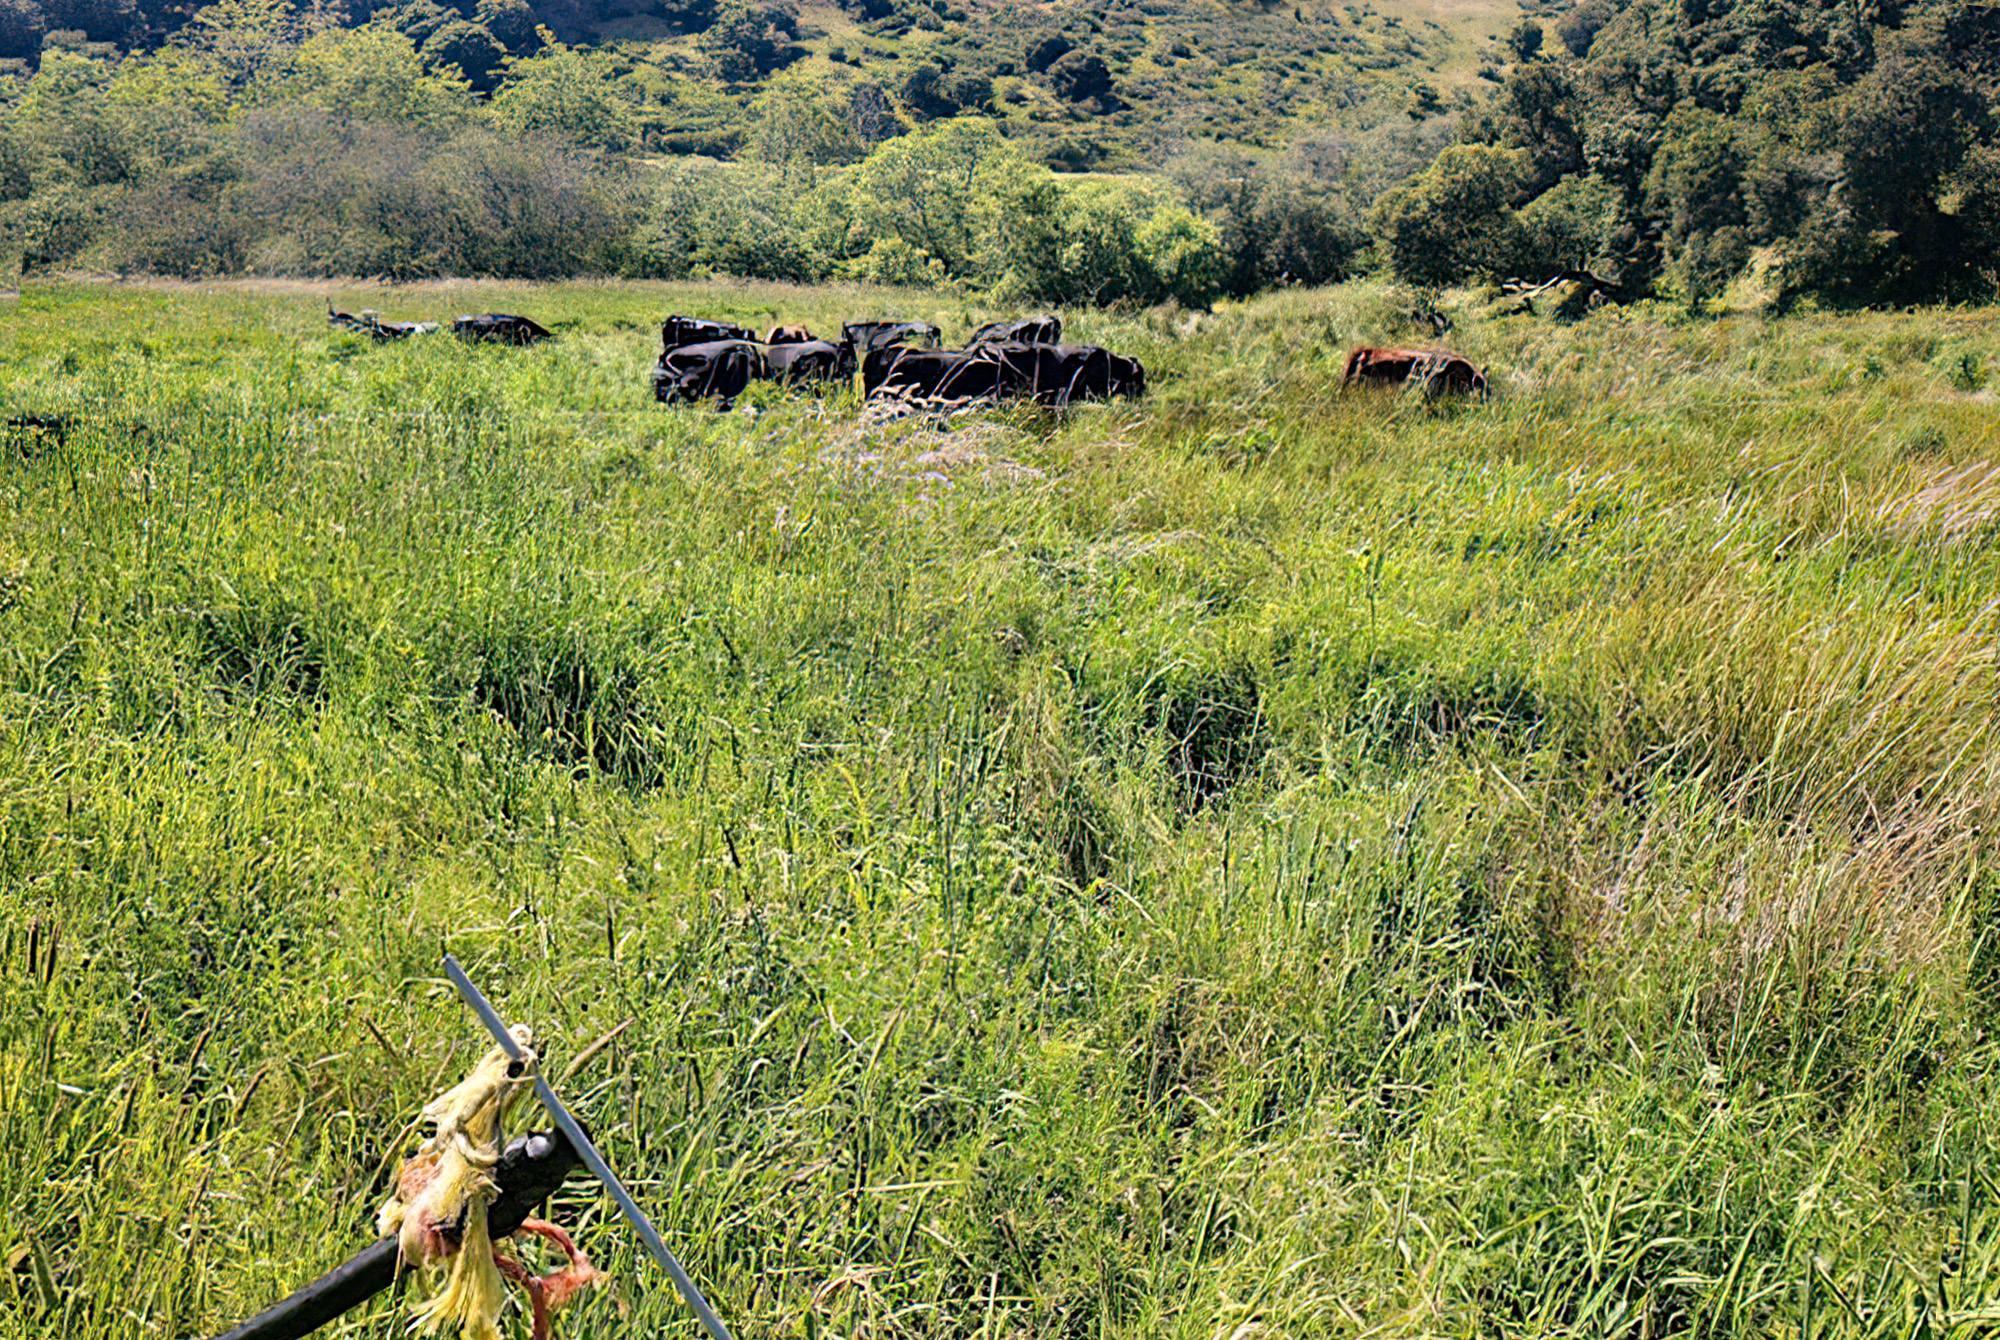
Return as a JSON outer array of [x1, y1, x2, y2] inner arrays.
[[5, 277, 2000, 1337]]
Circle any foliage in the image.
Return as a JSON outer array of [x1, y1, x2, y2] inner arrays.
[[837, 117, 1011, 277], [1169, 142, 1367, 296], [1400, 0, 2000, 305], [739, 73, 859, 177], [280, 22, 476, 127], [1370, 143, 1526, 285], [696, 0, 799, 82], [15, 0, 2000, 308], [1513, 171, 1620, 273], [487, 33, 635, 152]]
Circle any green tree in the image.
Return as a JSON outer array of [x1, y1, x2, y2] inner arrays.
[[1046, 47, 1113, 105], [0, 102, 32, 201], [845, 79, 900, 149], [421, 19, 506, 93], [180, 0, 317, 91], [1648, 105, 1748, 304], [1782, 48, 1990, 305], [1496, 59, 1583, 195], [697, 1, 800, 82], [14, 49, 130, 184], [1514, 172, 1619, 274], [844, 117, 1021, 276], [488, 33, 636, 151], [742, 73, 859, 180], [475, 0, 538, 53], [280, 22, 475, 126], [1136, 202, 1224, 308], [1369, 143, 1526, 284], [99, 46, 235, 198]]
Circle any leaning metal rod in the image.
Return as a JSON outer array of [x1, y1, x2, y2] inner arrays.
[[208, 1127, 582, 1340], [442, 954, 738, 1340]]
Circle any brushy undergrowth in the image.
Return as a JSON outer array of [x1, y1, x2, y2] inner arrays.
[[6, 277, 2000, 1338]]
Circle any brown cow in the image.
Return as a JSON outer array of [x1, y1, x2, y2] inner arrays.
[[1343, 346, 1488, 397], [765, 324, 815, 345]]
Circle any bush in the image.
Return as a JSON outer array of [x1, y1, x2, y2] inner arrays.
[[1369, 143, 1526, 285], [0, 111, 31, 202], [995, 176, 1223, 308], [696, 0, 802, 81], [1170, 144, 1366, 296], [630, 157, 823, 281], [488, 36, 637, 151]]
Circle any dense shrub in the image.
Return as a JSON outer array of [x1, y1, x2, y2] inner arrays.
[[1169, 144, 1367, 295], [1369, 143, 1526, 285]]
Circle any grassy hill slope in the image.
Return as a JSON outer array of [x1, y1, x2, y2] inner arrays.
[[606, 0, 1517, 162]]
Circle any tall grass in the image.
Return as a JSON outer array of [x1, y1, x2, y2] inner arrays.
[[5, 277, 2000, 1338]]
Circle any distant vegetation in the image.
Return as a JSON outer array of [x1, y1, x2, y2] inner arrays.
[[3, 0, 1999, 306], [1429, 0, 2000, 307]]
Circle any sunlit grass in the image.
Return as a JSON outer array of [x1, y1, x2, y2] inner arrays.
[[5, 277, 2000, 1338]]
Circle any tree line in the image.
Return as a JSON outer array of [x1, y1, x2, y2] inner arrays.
[[0, 8, 1394, 305], [1382, 0, 2000, 307], [6, 0, 2000, 308]]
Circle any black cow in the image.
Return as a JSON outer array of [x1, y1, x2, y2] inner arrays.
[[866, 342, 1147, 408], [762, 339, 851, 386], [661, 315, 756, 353], [969, 315, 1062, 347], [328, 304, 436, 339], [5, 413, 73, 459], [454, 313, 555, 346], [862, 345, 1007, 402], [985, 343, 1104, 406], [655, 339, 761, 410], [842, 321, 943, 358], [1106, 351, 1146, 399], [988, 343, 1147, 406]]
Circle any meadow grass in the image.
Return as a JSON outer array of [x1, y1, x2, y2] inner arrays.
[[6, 277, 2000, 1339]]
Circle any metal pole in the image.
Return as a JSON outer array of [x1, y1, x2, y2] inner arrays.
[[442, 954, 737, 1340]]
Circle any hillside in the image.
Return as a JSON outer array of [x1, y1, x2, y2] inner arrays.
[[0, 0, 1521, 166], [622, 0, 1509, 160], [10, 0, 2000, 308]]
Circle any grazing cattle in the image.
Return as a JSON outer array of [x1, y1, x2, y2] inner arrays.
[[454, 313, 555, 346], [841, 320, 943, 357], [328, 304, 435, 339], [985, 343, 1112, 407], [661, 314, 756, 352], [1106, 351, 1146, 399], [865, 342, 1146, 409], [1342, 346, 1488, 397], [655, 339, 761, 410], [987, 343, 1148, 407], [863, 345, 1008, 403], [765, 324, 815, 345], [5, 413, 73, 458], [761, 339, 850, 386], [969, 315, 1062, 347]]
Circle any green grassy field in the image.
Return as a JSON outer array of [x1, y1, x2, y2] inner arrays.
[[7, 277, 2000, 1339]]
